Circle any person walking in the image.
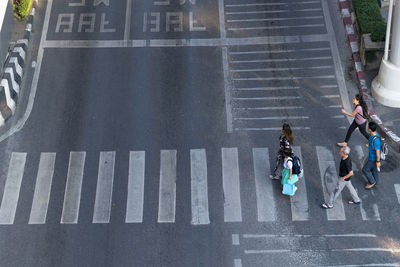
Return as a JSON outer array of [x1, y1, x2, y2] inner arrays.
[[281, 148, 299, 195], [337, 94, 370, 147], [321, 146, 360, 209], [270, 123, 294, 180], [363, 121, 381, 189]]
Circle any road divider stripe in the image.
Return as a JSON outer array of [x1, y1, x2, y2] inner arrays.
[[29, 153, 56, 224], [61, 152, 86, 224], [190, 149, 210, 225], [93, 152, 115, 223], [125, 151, 145, 223], [158, 150, 177, 223], [222, 148, 242, 222], [0, 153, 27, 224]]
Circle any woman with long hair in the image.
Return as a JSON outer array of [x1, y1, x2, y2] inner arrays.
[[337, 94, 370, 147], [270, 123, 294, 179]]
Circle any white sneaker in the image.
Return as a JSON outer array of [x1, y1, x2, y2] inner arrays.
[[294, 186, 298, 193]]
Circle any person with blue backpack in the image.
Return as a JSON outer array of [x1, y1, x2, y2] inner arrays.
[[363, 121, 381, 189], [281, 148, 300, 196]]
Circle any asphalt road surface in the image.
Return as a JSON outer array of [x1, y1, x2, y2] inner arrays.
[[0, 0, 400, 266]]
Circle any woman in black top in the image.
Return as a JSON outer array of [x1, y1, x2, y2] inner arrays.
[[270, 123, 294, 179]]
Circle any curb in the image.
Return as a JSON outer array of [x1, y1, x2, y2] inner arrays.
[[0, 6, 35, 126], [338, 0, 400, 153]]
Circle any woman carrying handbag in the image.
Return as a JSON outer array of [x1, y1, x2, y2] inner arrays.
[[281, 148, 299, 196]]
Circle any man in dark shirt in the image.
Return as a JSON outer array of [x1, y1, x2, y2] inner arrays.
[[321, 146, 361, 209]]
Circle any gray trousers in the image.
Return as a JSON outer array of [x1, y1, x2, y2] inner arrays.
[[328, 179, 360, 206]]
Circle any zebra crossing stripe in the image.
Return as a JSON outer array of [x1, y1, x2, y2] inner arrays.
[[0, 153, 27, 224], [291, 146, 310, 221], [158, 150, 177, 223], [222, 148, 242, 222], [29, 153, 56, 224], [316, 146, 346, 221], [395, 184, 400, 204], [93, 152, 116, 223], [190, 149, 210, 225], [353, 145, 381, 221], [126, 151, 145, 223], [252, 148, 276, 222], [61, 152, 86, 224]]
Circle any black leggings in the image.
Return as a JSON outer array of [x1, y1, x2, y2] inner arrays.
[[344, 120, 369, 142]]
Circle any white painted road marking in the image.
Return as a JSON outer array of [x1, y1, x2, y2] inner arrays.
[[222, 148, 242, 222], [253, 148, 276, 222], [291, 147, 310, 221], [158, 150, 177, 223], [190, 149, 210, 225], [29, 153, 56, 224], [0, 153, 27, 224], [125, 151, 145, 223], [316, 146, 346, 220], [93, 151, 115, 223], [395, 184, 400, 204], [61, 152, 86, 224]]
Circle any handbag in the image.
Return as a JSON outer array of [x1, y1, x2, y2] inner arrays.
[[282, 183, 295, 196]]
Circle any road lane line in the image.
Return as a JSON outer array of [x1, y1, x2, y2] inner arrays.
[[253, 148, 276, 222], [353, 146, 381, 221], [227, 16, 323, 23], [29, 153, 56, 224], [234, 86, 301, 91], [291, 147, 310, 221], [125, 151, 145, 223], [61, 152, 86, 224], [190, 149, 210, 225], [233, 76, 335, 81], [230, 66, 332, 72], [0, 153, 27, 224], [222, 148, 242, 222], [316, 146, 346, 220], [93, 152, 116, 223], [226, 1, 319, 7], [158, 150, 177, 223], [234, 259, 242, 267], [124, 0, 132, 40], [232, 234, 240, 245], [321, 0, 352, 123], [226, 8, 322, 15], [233, 96, 301, 100], [228, 24, 325, 31], [236, 127, 311, 131], [229, 47, 330, 55], [230, 57, 332, 63], [233, 106, 304, 110], [235, 116, 308, 120]]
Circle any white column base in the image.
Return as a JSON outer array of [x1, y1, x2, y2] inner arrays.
[[372, 59, 400, 108]]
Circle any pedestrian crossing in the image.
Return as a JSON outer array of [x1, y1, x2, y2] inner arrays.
[[0, 145, 396, 225]]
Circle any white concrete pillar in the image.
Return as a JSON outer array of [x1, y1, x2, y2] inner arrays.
[[372, 0, 400, 107]]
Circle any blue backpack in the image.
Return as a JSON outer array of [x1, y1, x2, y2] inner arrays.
[[289, 156, 302, 175]]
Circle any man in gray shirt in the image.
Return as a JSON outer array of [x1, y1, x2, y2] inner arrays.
[[321, 146, 361, 209]]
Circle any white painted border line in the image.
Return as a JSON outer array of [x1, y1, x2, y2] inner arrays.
[[233, 76, 335, 81], [29, 153, 56, 224], [222, 148, 242, 222], [222, 47, 233, 132], [0, 153, 27, 224], [125, 151, 146, 223], [228, 24, 325, 31], [235, 116, 308, 120], [233, 96, 301, 100], [61, 152, 86, 224], [316, 146, 346, 221], [190, 149, 210, 225], [231, 66, 332, 72], [218, 0, 226, 39], [226, 8, 322, 15], [158, 150, 177, 223], [235, 127, 311, 131], [230, 47, 330, 55], [320, 85, 338, 88], [230, 56, 332, 64], [93, 151, 116, 223], [227, 16, 323, 23], [233, 106, 304, 110], [253, 148, 276, 222], [226, 1, 319, 7], [243, 233, 376, 238], [124, 0, 132, 40], [291, 146, 310, 221], [234, 86, 301, 91]]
